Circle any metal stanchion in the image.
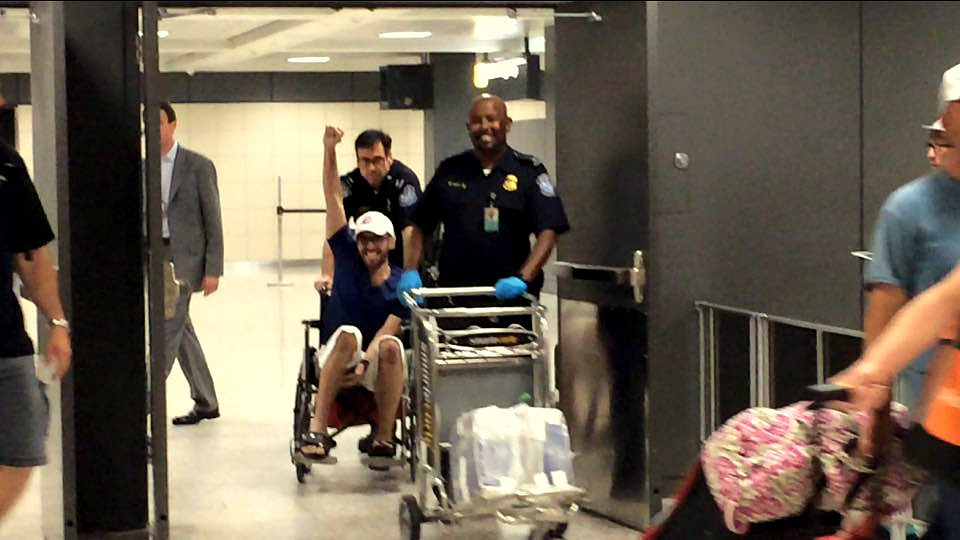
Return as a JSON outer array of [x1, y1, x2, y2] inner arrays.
[[268, 175, 293, 287], [267, 175, 326, 287]]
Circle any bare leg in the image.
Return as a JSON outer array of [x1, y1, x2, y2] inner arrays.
[[0, 466, 33, 524], [374, 339, 405, 443], [309, 332, 357, 436]]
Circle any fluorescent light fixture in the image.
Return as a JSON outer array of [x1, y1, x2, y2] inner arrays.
[[473, 16, 520, 40], [378, 31, 432, 39], [137, 30, 170, 38], [287, 56, 331, 64], [473, 56, 527, 88]]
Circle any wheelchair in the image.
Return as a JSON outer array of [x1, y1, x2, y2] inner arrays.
[[289, 293, 417, 483]]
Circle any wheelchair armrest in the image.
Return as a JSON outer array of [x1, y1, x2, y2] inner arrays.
[[302, 319, 324, 330]]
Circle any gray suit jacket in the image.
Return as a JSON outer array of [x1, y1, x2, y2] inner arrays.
[[168, 145, 224, 292]]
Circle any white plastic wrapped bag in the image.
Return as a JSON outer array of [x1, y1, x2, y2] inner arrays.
[[450, 404, 575, 505]]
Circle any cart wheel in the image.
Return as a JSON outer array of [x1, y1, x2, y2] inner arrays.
[[528, 523, 568, 540], [295, 463, 310, 484], [398, 495, 423, 540]]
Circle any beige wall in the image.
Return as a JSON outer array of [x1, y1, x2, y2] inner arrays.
[[172, 102, 425, 262]]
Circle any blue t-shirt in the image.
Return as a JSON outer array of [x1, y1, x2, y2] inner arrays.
[[322, 226, 409, 349], [865, 169, 960, 378]]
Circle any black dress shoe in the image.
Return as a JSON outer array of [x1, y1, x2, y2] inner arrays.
[[172, 408, 220, 426]]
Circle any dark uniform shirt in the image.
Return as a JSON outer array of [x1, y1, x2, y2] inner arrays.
[[341, 159, 421, 268], [411, 146, 569, 297], [0, 140, 55, 358]]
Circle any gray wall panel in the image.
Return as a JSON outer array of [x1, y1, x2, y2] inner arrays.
[[271, 72, 353, 102], [556, 1, 648, 269], [646, 0, 861, 506], [651, 1, 861, 329]]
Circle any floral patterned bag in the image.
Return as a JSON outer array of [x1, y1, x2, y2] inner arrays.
[[700, 402, 922, 534]]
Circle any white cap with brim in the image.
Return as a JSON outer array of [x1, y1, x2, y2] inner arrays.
[[923, 118, 945, 132], [938, 63, 960, 113], [354, 211, 395, 238]]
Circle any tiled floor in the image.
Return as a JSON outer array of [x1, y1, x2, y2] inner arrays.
[[2, 265, 639, 540]]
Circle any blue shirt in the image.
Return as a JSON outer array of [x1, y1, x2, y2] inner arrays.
[[322, 226, 409, 348], [161, 141, 179, 239], [866, 169, 960, 377]]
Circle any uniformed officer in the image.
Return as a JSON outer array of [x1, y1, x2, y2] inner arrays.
[[399, 94, 569, 302], [316, 129, 422, 291]]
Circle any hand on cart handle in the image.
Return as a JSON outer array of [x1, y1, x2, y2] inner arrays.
[[494, 276, 527, 300], [398, 270, 424, 307]]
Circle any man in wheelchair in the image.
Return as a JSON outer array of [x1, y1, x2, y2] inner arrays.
[[300, 126, 409, 464]]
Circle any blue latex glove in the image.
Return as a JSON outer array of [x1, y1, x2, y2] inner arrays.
[[495, 276, 528, 300], [397, 270, 423, 306]]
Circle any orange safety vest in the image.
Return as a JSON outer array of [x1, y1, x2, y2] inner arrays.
[[923, 330, 960, 446]]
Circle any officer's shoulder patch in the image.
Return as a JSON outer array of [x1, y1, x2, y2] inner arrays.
[[536, 173, 556, 197], [399, 184, 418, 207], [513, 150, 542, 168]]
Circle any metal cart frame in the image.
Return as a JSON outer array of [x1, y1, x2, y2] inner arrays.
[[399, 287, 584, 540]]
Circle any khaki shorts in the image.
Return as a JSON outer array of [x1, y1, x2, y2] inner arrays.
[[317, 326, 406, 392]]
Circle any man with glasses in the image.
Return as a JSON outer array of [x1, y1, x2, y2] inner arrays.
[[314, 129, 423, 292], [862, 114, 960, 530], [864, 117, 960, 412], [925, 118, 952, 168]]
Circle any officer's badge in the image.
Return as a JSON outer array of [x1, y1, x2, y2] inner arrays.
[[448, 180, 467, 190], [503, 174, 518, 192], [399, 184, 418, 207], [536, 173, 556, 197]]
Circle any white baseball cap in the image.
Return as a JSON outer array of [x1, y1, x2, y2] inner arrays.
[[938, 63, 960, 113], [923, 118, 945, 132], [354, 211, 394, 238]]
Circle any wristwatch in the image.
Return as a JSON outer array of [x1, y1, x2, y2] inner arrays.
[[49, 318, 70, 331]]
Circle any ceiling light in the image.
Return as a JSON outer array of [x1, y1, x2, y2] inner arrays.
[[136, 30, 170, 38], [473, 16, 520, 40], [378, 31, 432, 39], [474, 56, 527, 88], [287, 56, 330, 64]]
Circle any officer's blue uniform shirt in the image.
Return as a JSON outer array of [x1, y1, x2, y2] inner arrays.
[[411, 146, 569, 296], [322, 225, 409, 349], [341, 159, 421, 268]]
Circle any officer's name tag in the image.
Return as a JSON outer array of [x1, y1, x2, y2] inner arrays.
[[484, 206, 500, 232]]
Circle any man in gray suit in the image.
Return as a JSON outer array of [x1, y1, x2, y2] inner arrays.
[[159, 101, 223, 425]]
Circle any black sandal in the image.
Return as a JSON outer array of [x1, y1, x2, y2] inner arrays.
[[300, 431, 337, 460]]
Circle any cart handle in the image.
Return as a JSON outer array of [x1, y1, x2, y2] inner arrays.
[[403, 286, 539, 306]]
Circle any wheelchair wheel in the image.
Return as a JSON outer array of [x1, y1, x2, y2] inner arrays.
[[399, 495, 423, 540], [292, 379, 314, 482], [296, 463, 310, 484]]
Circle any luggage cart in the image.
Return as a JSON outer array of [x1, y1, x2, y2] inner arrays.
[[398, 287, 584, 540]]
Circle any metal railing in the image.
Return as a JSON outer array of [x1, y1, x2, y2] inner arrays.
[[695, 301, 863, 441]]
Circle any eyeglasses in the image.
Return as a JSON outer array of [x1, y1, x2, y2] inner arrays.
[[928, 141, 956, 150]]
